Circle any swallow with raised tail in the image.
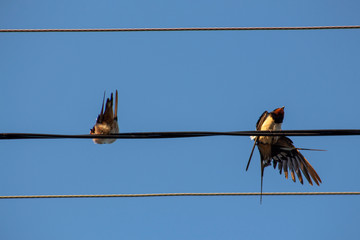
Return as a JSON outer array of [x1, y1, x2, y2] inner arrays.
[[246, 107, 322, 202], [90, 90, 119, 144]]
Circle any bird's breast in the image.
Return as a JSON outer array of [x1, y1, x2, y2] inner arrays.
[[258, 117, 282, 144]]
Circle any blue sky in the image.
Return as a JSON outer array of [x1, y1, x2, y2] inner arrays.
[[1, 1, 360, 239]]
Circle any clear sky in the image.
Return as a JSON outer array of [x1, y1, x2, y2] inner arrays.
[[1, 1, 360, 239]]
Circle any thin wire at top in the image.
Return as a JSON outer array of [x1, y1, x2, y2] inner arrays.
[[1, 129, 360, 140], [1, 25, 360, 33]]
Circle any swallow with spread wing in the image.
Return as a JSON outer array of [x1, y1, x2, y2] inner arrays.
[[247, 107, 322, 202], [90, 90, 119, 144]]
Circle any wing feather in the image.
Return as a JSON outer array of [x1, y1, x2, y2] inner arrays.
[[270, 136, 321, 186], [296, 155, 313, 185], [96, 91, 106, 123], [291, 155, 303, 184], [102, 93, 114, 124], [273, 160, 277, 169], [256, 111, 269, 130], [283, 159, 288, 179], [278, 160, 283, 174], [114, 90, 118, 120], [287, 156, 296, 182]]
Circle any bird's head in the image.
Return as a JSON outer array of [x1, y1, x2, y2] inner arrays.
[[271, 106, 285, 123]]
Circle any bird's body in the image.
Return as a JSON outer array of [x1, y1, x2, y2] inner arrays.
[[247, 107, 284, 170], [90, 90, 119, 144], [255, 108, 284, 144]]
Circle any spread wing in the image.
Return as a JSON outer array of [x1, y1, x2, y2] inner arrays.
[[271, 136, 322, 185]]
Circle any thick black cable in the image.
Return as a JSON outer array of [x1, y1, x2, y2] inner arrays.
[[1, 129, 360, 140], [1, 25, 360, 33]]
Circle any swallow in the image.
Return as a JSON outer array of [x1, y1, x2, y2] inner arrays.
[[246, 107, 322, 202], [90, 90, 119, 144], [247, 106, 285, 170]]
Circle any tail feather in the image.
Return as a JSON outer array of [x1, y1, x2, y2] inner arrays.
[[246, 137, 258, 171], [260, 160, 264, 204]]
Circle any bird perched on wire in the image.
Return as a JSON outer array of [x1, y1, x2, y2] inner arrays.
[[247, 107, 322, 202], [90, 90, 119, 144]]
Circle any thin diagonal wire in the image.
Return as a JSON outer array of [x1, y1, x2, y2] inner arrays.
[[0, 192, 359, 199], [1, 129, 360, 140], [1, 25, 360, 33]]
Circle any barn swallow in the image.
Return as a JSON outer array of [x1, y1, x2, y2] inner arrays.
[[247, 107, 322, 202], [90, 90, 119, 144], [247, 107, 285, 171]]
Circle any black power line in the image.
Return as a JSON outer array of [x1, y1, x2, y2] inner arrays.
[[0, 25, 360, 33], [1, 129, 360, 140]]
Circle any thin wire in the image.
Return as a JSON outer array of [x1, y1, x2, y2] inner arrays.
[[1, 129, 360, 140], [0, 192, 359, 199], [1, 25, 360, 33]]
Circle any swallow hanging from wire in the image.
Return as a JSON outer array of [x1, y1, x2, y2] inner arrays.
[[246, 107, 322, 202], [247, 106, 285, 170], [90, 90, 119, 144]]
